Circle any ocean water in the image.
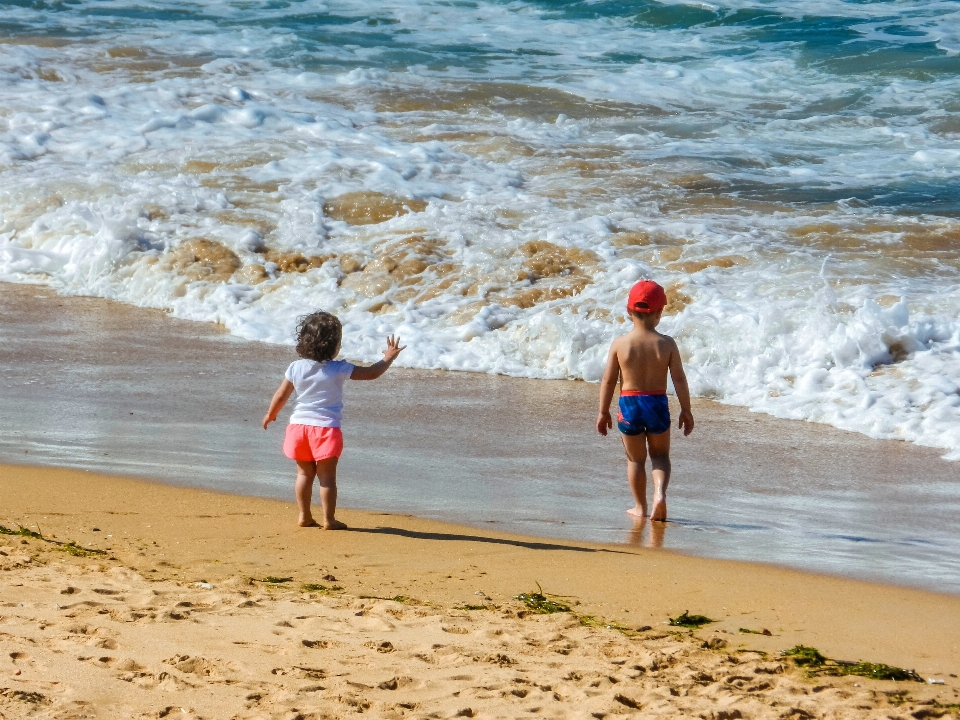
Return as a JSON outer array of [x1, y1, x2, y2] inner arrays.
[[1, 0, 959, 458]]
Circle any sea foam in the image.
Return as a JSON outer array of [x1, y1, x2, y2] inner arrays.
[[1, 0, 958, 459]]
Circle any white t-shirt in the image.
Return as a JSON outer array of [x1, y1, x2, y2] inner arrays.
[[285, 359, 355, 427]]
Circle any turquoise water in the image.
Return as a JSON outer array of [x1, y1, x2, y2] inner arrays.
[[1, 1, 959, 460]]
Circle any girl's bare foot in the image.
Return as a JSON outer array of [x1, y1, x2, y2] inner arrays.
[[650, 497, 667, 522], [626, 507, 646, 519], [323, 519, 348, 530], [298, 518, 320, 527]]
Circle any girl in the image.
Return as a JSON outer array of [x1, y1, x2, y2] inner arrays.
[[263, 311, 405, 529]]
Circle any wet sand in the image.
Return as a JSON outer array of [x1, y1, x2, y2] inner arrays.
[[1, 282, 958, 592], [2, 462, 960, 719]]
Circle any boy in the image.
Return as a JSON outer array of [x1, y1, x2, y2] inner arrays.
[[596, 280, 694, 522]]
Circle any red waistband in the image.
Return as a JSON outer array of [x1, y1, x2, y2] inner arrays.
[[619, 390, 666, 397]]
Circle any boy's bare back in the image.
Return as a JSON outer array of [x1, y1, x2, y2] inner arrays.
[[610, 327, 680, 394]]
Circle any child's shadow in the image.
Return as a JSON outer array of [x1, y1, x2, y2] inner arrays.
[[626, 517, 666, 548], [352, 526, 633, 555]]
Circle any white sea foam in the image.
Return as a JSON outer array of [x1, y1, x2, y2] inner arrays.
[[1, 0, 958, 459]]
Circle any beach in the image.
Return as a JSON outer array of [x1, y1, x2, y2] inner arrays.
[[2, 288, 960, 719], [3, 245, 960, 720], [3, 1, 960, 716], [2, 283, 959, 594], [3, 463, 960, 719]]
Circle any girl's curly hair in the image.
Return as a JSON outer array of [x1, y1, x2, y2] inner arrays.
[[296, 311, 342, 362]]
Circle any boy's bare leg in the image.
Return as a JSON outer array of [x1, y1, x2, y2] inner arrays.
[[621, 433, 649, 518], [295, 460, 320, 527], [315, 457, 347, 530], [647, 430, 671, 521]]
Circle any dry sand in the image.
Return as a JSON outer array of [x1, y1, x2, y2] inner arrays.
[[2, 464, 960, 719]]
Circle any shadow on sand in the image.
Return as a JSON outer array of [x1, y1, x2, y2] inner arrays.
[[351, 526, 636, 555]]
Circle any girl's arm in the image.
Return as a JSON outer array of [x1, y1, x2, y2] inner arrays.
[[596, 342, 621, 436], [350, 335, 406, 380], [263, 379, 294, 429]]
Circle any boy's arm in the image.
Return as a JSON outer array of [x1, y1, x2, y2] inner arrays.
[[350, 335, 406, 381], [263, 379, 294, 429], [596, 342, 620, 436], [668, 341, 694, 436]]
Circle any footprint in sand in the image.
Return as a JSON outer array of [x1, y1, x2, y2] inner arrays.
[[272, 665, 326, 679], [9, 650, 46, 673], [120, 669, 196, 691], [342, 614, 396, 632], [0, 687, 48, 707], [162, 654, 234, 679], [113, 658, 145, 672], [365, 641, 394, 653], [60, 624, 119, 650], [91, 588, 121, 596]]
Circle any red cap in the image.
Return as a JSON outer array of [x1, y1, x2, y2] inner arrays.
[[627, 280, 666, 314]]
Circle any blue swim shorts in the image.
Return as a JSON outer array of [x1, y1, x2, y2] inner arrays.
[[617, 393, 671, 436]]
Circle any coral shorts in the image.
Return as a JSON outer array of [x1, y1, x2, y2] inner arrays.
[[282, 424, 343, 462]]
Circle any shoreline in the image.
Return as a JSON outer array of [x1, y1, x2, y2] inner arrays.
[[4, 463, 960, 673], [3, 462, 960, 718], [2, 281, 960, 595], [5, 455, 957, 600]]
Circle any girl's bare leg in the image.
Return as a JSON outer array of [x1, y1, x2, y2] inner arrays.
[[315, 457, 346, 530], [647, 429, 672, 521], [621, 433, 649, 518], [295, 460, 319, 527]]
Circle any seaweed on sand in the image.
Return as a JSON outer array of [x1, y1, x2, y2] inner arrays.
[[782, 646, 922, 682], [301, 583, 344, 593], [260, 576, 293, 584], [515, 583, 571, 614], [782, 646, 828, 666], [668, 611, 713, 628], [0, 525, 42, 539], [1, 525, 105, 557], [360, 594, 417, 604], [56, 541, 106, 557], [829, 662, 923, 682], [578, 615, 635, 635]]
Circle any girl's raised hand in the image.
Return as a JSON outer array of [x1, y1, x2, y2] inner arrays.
[[383, 334, 406, 362]]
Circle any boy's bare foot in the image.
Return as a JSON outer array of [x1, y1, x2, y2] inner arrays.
[[650, 497, 667, 522], [626, 507, 646, 519], [298, 518, 320, 528], [323, 520, 348, 530]]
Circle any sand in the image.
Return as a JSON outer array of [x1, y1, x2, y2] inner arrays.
[[2, 464, 960, 719]]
